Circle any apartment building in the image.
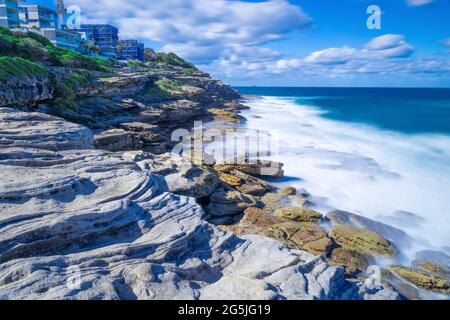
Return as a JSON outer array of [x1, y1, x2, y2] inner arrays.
[[0, 0, 21, 28], [71, 24, 119, 58], [118, 39, 145, 61], [19, 4, 57, 29]]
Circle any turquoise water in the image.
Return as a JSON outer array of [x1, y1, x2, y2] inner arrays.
[[234, 87, 450, 134]]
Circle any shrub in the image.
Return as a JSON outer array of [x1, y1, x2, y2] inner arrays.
[[143, 77, 185, 99], [0, 56, 48, 81], [53, 73, 90, 98]]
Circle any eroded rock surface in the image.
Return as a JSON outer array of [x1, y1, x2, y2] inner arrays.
[[0, 109, 398, 300]]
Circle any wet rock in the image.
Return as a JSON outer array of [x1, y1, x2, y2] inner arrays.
[[223, 208, 332, 257], [327, 210, 412, 248], [275, 207, 323, 223], [412, 260, 450, 279], [329, 225, 395, 256], [415, 250, 450, 268], [278, 187, 297, 196], [260, 192, 308, 213], [377, 211, 425, 230], [390, 266, 450, 295], [207, 108, 244, 123], [330, 248, 373, 274]]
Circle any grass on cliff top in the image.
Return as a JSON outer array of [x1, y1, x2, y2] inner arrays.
[[144, 78, 186, 99], [0, 56, 48, 81], [155, 52, 197, 69], [0, 26, 114, 73]]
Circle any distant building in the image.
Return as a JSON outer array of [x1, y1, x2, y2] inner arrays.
[[14, 2, 85, 53], [19, 5, 57, 29], [0, 0, 21, 28], [118, 39, 144, 61], [71, 24, 119, 58], [38, 28, 85, 52]]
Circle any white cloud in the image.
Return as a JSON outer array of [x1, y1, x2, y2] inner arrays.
[[441, 38, 450, 47], [67, 0, 312, 64], [304, 47, 357, 65], [406, 0, 433, 6], [212, 34, 450, 81]]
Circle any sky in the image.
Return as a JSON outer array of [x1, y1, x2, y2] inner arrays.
[[27, 0, 450, 87]]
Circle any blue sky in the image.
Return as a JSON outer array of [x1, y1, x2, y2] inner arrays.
[[28, 0, 450, 87]]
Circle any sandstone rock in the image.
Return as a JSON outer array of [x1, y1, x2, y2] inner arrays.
[[0, 108, 93, 151], [218, 172, 242, 187], [149, 153, 221, 199], [223, 101, 250, 111], [231, 170, 274, 196], [412, 260, 450, 279], [215, 160, 284, 178], [278, 187, 297, 195], [0, 75, 53, 107], [327, 210, 412, 248], [330, 248, 373, 274], [275, 207, 323, 223], [391, 266, 450, 295], [415, 250, 450, 268], [223, 208, 332, 256], [260, 192, 307, 213], [0, 79, 398, 300], [94, 129, 143, 152], [329, 225, 395, 256], [260, 193, 291, 212], [207, 108, 244, 123], [207, 188, 257, 218], [274, 222, 333, 256]]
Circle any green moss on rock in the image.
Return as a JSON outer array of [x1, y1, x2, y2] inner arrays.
[[275, 207, 323, 223], [329, 224, 395, 256], [0, 56, 48, 81], [391, 265, 450, 295]]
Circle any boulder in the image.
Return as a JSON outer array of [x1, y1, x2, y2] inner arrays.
[[260, 192, 308, 213], [391, 266, 450, 295], [224, 208, 332, 256], [218, 172, 242, 187], [330, 248, 373, 274], [275, 207, 323, 223], [215, 160, 284, 178], [207, 188, 257, 218], [207, 108, 244, 123], [278, 187, 297, 196], [329, 225, 395, 256], [0, 75, 53, 107], [94, 129, 143, 152], [327, 210, 412, 248], [149, 153, 221, 199], [412, 260, 450, 279]]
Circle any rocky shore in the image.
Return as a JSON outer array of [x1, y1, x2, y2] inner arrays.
[[0, 33, 448, 299]]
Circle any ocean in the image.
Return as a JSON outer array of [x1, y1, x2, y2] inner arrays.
[[233, 87, 450, 259]]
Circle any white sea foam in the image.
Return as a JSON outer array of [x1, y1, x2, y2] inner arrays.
[[239, 96, 450, 256]]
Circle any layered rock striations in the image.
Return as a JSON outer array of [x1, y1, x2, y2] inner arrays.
[[0, 108, 398, 300]]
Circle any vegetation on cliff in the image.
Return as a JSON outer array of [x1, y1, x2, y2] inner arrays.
[[0, 56, 48, 81], [0, 26, 113, 73]]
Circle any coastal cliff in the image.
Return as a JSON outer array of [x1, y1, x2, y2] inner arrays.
[[1, 28, 447, 300]]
